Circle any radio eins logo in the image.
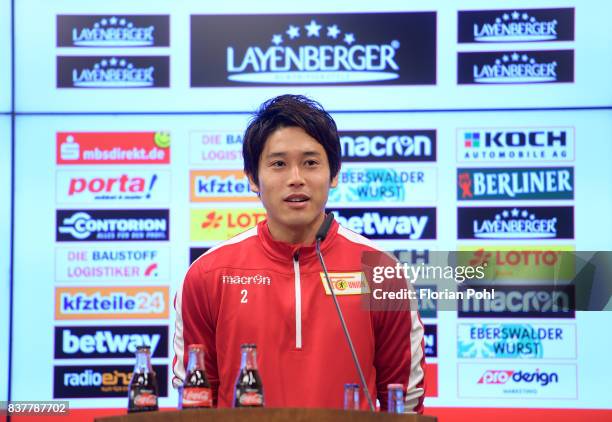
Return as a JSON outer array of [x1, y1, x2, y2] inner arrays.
[[55, 326, 168, 359], [57, 15, 170, 47], [56, 209, 169, 242], [55, 286, 169, 320], [458, 285, 575, 318], [340, 130, 436, 162], [457, 206, 574, 240], [189, 131, 243, 165], [328, 208, 436, 240], [53, 364, 168, 398], [190, 208, 266, 241], [190, 170, 257, 202], [55, 246, 169, 282], [457, 323, 576, 359], [457, 128, 574, 162], [57, 170, 170, 203], [57, 56, 170, 88], [457, 167, 574, 200], [56, 132, 170, 165], [190, 13, 436, 86], [458, 50, 574, 84], [458, 8, 575, 43], [329, 166, 436, 204]]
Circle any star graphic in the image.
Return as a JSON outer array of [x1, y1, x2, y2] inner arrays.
[[521, 54, 528, 61], [109, 57, 117, 66], [119, 18, 126, 26], [101, 18, 108, 26], [286, 25, 300, 39], [110, 17, 118, 25], [503, 13, 509, 20], [512, 11, 520, 20], [305, 19, 322, 37], [502, 55, 509, 62], [511, 208, 520, 217], [344, 33, 355, 45], [272, 34, 283, 46], [521, 210, 528, 218], [495, 18, 501, 24], [522, 13, 529, 20], [327, 24, 341, 39], [502, 210, 509, 218], [511, 52, 520, 61]]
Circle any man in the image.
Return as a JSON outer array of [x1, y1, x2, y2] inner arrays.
[[173, 94, 426, 411]]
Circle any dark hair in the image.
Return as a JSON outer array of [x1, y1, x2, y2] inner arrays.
[[242, 94, 341, 185]]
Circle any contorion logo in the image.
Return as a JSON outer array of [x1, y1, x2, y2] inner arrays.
[[190, 13, 436, 86], [190, 208, 266, 241], [55, 286, 169, 320], [320, 272, 369, 296], [190, 170, 257, 202], [56, 132, 170, 165]]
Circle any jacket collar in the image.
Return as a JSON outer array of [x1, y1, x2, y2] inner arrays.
[[257, 216, 339, 264]]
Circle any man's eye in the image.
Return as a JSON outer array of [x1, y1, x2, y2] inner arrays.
[[305, 160, 319, 166], [271, 161, 285, 167]]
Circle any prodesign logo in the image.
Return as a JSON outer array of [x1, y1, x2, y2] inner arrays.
[[56, 132, 170, 165], [56, 209, 169, 242], [458, 50, 574, 84], [457, 206, 574, 240], [477, 369, 558, 386], [190, 208, 266, 241], [56, 170, 170, 204], [340, 130, 436, 162], [320, 272, 369, 295], [190, 170, 257, 202], [55, 286, 169, 320], [54, 364, 168, 398], [457, 128, 574, 162], [190, 13, 436, 86], [457, 167, 574, 200], [458, 8, 574, 43], [57, 56, 170, 88], [57, 15, 170, 47]]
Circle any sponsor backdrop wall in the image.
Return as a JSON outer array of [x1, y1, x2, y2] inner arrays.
[[6, 0, 612, 421]]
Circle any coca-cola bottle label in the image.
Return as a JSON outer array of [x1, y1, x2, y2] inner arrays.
[[238, 391, 264, 406], [182, 387, 213, 408], [133, 391, 158, 408]]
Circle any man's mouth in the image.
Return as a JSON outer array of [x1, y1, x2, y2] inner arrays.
[[284, 194, 310, 203]]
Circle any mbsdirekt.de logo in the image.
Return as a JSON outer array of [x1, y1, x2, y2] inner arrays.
[[56, 209, 169, 242], [190, 13, 436, 86], [57, 15, 170, 47]]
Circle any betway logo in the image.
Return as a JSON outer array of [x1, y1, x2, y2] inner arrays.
[[61, 328, 161, 355], [330, 208, 435, 240]]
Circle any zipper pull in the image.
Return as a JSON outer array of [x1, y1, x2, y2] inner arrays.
[[293, 250, 299, 262]]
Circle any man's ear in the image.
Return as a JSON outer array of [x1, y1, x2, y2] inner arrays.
[[246, 172, 259, 193], [330, 166, 340, 189]]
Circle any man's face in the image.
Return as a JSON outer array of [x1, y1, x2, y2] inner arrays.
[[248, 126, 338, 234]]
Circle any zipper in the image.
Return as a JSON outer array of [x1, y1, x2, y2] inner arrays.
[[293, 251, 302, 349]]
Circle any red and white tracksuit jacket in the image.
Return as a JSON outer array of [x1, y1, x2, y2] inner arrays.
[[173, 219, 426, 412]]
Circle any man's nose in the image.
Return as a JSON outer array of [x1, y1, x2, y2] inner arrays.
[[287, 165, 305, 186]]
